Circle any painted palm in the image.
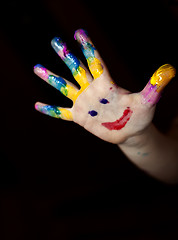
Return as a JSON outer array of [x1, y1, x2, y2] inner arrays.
[[34, 29, 176, 144]]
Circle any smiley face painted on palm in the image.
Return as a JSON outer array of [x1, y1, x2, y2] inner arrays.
[[34, 28, 133, 130], [87, 96, 133, 130], [34, 29, 175, 137]]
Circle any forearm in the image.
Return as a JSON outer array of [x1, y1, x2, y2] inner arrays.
[[118, 124, 178, 184]]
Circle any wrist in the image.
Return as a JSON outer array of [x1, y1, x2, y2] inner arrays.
[[117, 123, 178, 184], [118, 124, 153, 149]]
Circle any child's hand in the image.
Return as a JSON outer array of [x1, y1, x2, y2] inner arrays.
[[34, 29, 175, 144]]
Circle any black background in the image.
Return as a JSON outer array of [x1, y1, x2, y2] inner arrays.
[[1, 0, 178, 239]]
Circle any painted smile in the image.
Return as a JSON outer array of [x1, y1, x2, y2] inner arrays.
[[101, 107, 133, 130]]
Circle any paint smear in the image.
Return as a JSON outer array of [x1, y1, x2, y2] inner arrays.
[[35, 104, 62, 118], [101, 107, 133, 130], [150, 64, 176, 92]]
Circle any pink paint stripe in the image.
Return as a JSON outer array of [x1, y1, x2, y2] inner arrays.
[[141, 81, 160, 105]]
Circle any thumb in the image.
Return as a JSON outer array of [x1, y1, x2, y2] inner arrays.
[[140, 64, 176, 106]]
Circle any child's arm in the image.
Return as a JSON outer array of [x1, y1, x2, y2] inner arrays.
[[118, 124, 178, 184]]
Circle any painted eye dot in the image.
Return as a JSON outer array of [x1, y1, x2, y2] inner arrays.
[[99, 98, 109, 104], [88, 110, 98, 117]]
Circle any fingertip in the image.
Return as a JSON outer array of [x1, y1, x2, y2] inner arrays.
[[34, 102, 45, 111], [34, 64, 44, 70], [34, 102, 40, 111], [51, 36, 58, 45], [33, 64, 49, 80], [74, 29, 88, 42], [150, 64, 176, 92], [34, 64, 43, 74], [163, 63, 176, 76], [51, 37, 63, 52]]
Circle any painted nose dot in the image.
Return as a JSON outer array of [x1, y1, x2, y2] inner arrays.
[[88, 110, 98, 117], [99, 98, 109, 104]]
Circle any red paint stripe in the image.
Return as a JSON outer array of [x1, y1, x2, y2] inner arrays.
[[101, 107, 133, 130]]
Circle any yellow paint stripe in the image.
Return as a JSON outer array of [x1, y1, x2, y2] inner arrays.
[[150, 64, 176, 92]]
